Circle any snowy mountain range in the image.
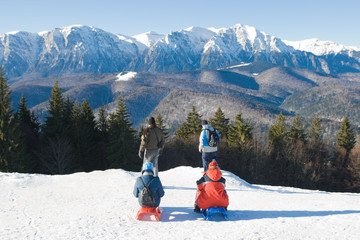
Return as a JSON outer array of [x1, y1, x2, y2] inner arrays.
[[1, 166, 360, 239], [1, 24, 360, 80], [4, 24, 360, 135]]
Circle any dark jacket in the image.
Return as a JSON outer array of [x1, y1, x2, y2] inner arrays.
[[139, 125, 164, 151], [133, 173, 165, 207]]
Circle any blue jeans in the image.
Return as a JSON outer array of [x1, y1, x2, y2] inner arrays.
[[202, 151, 218, 172]]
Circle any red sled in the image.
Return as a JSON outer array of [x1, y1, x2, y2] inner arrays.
[[136, 207, 162, 221]]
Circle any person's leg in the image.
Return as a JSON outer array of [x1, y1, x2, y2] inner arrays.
[[145, 149, 159, 176], [152, 150, 159, 177], [209, 152, 219, 168], [202, 152, 210, 172], [141, 150, 150, 172]]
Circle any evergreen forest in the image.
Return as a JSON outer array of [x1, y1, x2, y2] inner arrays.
[[1, 68, 360, 192]]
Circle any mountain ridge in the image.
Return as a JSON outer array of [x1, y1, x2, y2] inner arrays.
[[4, 24, 360, 138], [2, 24, 360, 80]]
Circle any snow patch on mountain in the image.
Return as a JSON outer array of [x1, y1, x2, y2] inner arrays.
[[116, 71, 137, 81], [284, 38, 360, 56], [218, 62, 252, 70]]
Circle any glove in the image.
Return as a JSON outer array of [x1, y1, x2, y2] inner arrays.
[[138, 151, 144, 159]]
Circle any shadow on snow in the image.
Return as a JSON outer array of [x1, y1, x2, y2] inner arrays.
[[159, 207, 360, 222], [229, 210, 360, 221]]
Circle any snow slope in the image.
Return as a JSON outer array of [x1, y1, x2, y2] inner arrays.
[[1, 167, 360, 240]]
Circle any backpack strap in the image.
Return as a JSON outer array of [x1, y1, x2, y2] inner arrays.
[[205, 128, 213, 142], [140, 176, 155, 188]]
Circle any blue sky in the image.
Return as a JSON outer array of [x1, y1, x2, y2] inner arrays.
[[1, 0, 359, 47]]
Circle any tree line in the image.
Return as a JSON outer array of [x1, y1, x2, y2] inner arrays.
[[1, 68, 359, 192], [163, 107, 360, 192], [1, 69, 141, 174]]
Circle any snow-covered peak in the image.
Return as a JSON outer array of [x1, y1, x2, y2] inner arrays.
[[203, 23, 294, 54], [284, 38, 360, 55], [181, 26, 218, 41], [232, 24, 259, 42], [6, 30, 21, 35], [115, 33, 139, 45], [132, 31, 164, 47], [38, 25, 100, 40], [207, 27, 225, 35], [0, 30, 42, 64], [156, 26, 218, 54], [58, 24, 87, 36]]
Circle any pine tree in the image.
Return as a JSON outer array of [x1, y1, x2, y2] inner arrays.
[[107, 96, 139, 170], [73, 100, 100, 171], [49, 80, 64, 118], [15, 95, 41, 172], [96, 105, 109, 170], [43, 80, 65, 138], [186, 106, 202, 134], [227, 110, 253, 147], [62, 95, 74, 138], [210, 107, 230, 139], [309, 115, 323, 142], [40, 81, 75, 174], [97, 105, 108, 135], [72, 100, 81, 123], [0, 67, 27, 172], [268, 112, 288, 145], [175, 106, 202, 140], [174, 122, 191, 140], [16, 95, 40, 134], [156, 113, 169, 139], [336, 116, 356, 153], [288, 114, 307, 142]]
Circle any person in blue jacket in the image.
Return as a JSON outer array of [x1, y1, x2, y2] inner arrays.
[[133, 162, 165, 207], [199, 120, 220, 172]]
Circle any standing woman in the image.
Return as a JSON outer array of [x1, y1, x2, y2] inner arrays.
[[138, 117, 164, 176]]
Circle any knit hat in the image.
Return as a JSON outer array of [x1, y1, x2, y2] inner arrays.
[[142, 162, 154, 174], [148, 117, 156, 125], [201, 120, 208, 125], [209, 160, 218, 168]]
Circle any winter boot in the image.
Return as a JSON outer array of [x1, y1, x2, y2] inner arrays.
[[194, 204, 201, 213]]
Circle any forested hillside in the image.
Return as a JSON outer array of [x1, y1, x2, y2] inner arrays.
[[2, 68, 360, 192]]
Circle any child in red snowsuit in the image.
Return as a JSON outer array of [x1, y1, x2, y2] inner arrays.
[[194, 161, 229, 211]]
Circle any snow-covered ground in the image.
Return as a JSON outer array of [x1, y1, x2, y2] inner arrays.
[[1, 166, 360, 240]]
